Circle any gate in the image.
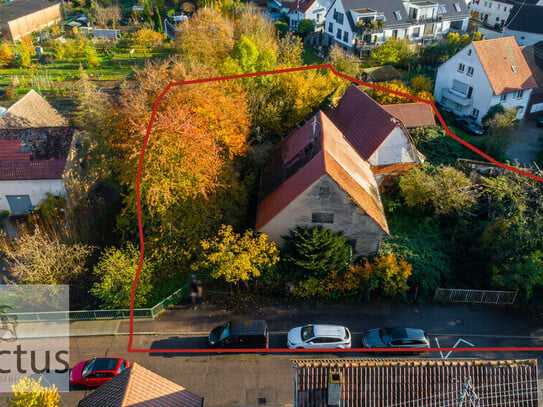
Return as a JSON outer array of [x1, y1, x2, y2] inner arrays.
[[434, 288, 518, 304]]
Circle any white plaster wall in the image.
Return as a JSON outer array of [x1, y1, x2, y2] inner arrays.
[[0, 179, 66, 212], [324, 0, 354, 46], [260, 175, 385, 256], [505, 29, 543, 47], [470, 0, 511, 27], [488, 88, 534, 119], [368, 126, 416, 166]]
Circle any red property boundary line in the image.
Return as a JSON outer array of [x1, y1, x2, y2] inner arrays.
[[128, 64, 543, 354]]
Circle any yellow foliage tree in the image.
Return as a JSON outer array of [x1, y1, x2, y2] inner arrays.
[[131, 29, 166, 55], [7, 377, 60, 407], [372, 252, 412, 297], [196, 224, 279, 283], [0, 43, 14, 67]]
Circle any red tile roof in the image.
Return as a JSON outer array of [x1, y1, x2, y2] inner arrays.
[[381, 103, 436, 128], [293, 359, 539, 407], [0, 139, 30, 160], [256, 111, 388, 233], [78, 363, 204, 407], [472, 37, 538, 95], [289, 0, 317, 13], [0, 159, 66, 181], [326, 85, 399, 160]]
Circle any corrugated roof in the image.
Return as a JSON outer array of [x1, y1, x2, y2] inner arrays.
[[0, 89, 69, 129], [0, 0, 60, 24], [506, 4, 543, 35], [256, 111, 388, 233], [293, 359, 539, 407], [326, 85, 398, 160], [472, 37, 538, 95], [381, 102, 436, 128], [0, 159, 65, 181], [78, 363, 203, 407]]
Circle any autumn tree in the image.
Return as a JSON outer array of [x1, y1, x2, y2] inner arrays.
[[0, 43, 14, 67], [91, 243, 153, 308], [274, 21, 289, 37], [328, 44, 361, 79], [372, 252, 412, 297], [131, 29, 166, 55], [16, 36, 35, 68], [194, 225, 279, 284], [446, 32, 471, 55], [483, 108, 518, 158], [369, 38, 415, 68], [7, 378, 60, 407], [367, 80, 434, 104], [399, 164, 477, 216]]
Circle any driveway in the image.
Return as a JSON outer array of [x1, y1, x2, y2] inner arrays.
[[506, 118, 543, 167]]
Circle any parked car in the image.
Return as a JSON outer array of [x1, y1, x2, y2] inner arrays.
[[362, 327, 430, 354], [208, 320, 269, 349], [287, 324, 351, 349], [69, 357, 130, 387], [454, 117, 485, 136], [537, 117, 543, 127]]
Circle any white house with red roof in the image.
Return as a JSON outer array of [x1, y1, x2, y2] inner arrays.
[[0, 90, 72, 214], [434, 36, 538, 124], [287, 0, 332, 31]]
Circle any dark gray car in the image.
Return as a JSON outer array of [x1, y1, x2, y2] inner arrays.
[[362, 327, 430, 354], [454, 117, 485, 136]]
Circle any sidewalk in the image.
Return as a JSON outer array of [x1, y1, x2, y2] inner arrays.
[[12, 300, 543, 340]]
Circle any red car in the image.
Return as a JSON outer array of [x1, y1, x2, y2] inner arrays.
[[69, 357, 130, 387]]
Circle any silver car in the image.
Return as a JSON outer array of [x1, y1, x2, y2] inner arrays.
[[287, 324, 351, 349]]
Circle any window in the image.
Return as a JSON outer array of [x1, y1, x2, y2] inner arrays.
[[471, 108, 479, 118], [394, 11, 402, 20], [312, 212, 334, 223], [438, 5, 446, 14], [316, 13, 320, 22], [488, 1, 492, 8], [343, 31, 348, 42], [319, 185, 330, 198], [484, 1, 487, 6], [512, 65, 517, 73], [497, 3, 500, 9], [336, 28, 341, 39], [392, 29, 398, 38], [452, 79, 469, 95], [458, 63, 465, 72], [333, 10, 344, 24], [496, 17, 499, 22], [467, 49, 472, 56], [503, 6, 507, 12], [328, 22, 333, 33], [467, 66, 474, 76], [412, 27, 420, 38], [516, 90, 524, 99], [379, 14, 386, 21], [454, 3, 461, 12], [500, 93, 507, 102]]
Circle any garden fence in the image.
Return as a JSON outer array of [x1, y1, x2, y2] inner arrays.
[[434, 288, 518, 304]]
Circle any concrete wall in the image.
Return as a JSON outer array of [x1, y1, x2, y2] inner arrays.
[[260, 174, 385, 256], [368, 125, 417, 166], [6, 4, 61, 41], [0, 179, 66, 213]]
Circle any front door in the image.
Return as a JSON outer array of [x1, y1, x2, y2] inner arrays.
[[6, 195, 32, 214]]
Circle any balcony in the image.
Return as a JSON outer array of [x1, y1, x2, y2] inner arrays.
[[444, 88, 472, 106]]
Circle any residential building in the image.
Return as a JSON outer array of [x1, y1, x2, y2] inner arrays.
[[0, 0, 62, 41], [324, 0, 470, 51], [469, 0, 511, 29], [288, 0, 333, 31], [504, 4, 543, 46], [434, 36, 537, 124], [522, 40, 543, 118], [293, 359, 539, 407], [0, 90, 73, 214], [78, 363, 204, 407], [256, 110, 389, 256]]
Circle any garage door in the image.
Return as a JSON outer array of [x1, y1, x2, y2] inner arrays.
[[6, 195, 32, 214]]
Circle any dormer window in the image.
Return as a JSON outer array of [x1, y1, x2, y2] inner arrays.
[[453, 3, 461, 12], [394, 11, 402, 20], [438, 5, 446, 13], [512, 66, 517, 73]]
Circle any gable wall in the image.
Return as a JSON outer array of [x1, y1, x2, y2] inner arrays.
[[367, 125, 416, 166], [260, 174, 385, 256]]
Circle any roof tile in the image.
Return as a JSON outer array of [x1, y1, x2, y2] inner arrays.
[[0, 160, 65, 181], [381, 102, 436, 128]]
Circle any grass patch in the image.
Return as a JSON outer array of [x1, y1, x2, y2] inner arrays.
[[302, 48, 325, 66]]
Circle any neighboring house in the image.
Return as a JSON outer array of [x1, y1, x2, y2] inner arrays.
[[324, 0, 470, 51], [78, 363, 204, 407], [327, 85, 423, 183], [434, 36, 537, 124], [256, 110, 389, 256], [0, 0, 61, 41], [504, 4, 543, 46], [469, 0, 512, 29], [522, 40, 543, 118], [288, 0, 333, 31], [0, 89, 73, 215], [382, 102, 437, 128], [293, 358, 539, 407], [361, 65, 403, 82]]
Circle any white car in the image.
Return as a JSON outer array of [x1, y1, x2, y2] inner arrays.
[[287, 324, 351, 349]]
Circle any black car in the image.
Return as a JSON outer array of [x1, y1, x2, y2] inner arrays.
[[454, 117, 485, 136], [208, 320, 269, 349], [362, 327, 430, 354]]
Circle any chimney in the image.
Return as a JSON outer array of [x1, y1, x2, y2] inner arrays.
[[327, 371, 343, 407]]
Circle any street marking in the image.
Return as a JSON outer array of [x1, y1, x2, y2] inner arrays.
[[435, 337, 475, 359]]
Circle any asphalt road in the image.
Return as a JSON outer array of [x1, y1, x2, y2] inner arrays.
[[2, 333, 543, 407]]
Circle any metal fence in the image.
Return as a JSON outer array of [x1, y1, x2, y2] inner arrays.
[[434, 288, 518, 304], [7, 284, 189, 322]]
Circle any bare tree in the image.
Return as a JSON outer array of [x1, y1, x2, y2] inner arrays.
[[92, 0, 122, 29]]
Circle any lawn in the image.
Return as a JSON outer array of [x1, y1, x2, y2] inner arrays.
[[302, 48, 325, 66]]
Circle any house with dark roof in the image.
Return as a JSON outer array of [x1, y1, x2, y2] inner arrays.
[[0, 0, 61, 41], [522, 40, 543, 118], [256, 110, 389, 256], [78, 362, 204, 407], [434, 36, 537, 124], [293, 358, 539, 407], [287, 0, 333, 31], [324, 0, 470, 51], [503, 3, 543, 46], [0, 90, 73, 214]]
